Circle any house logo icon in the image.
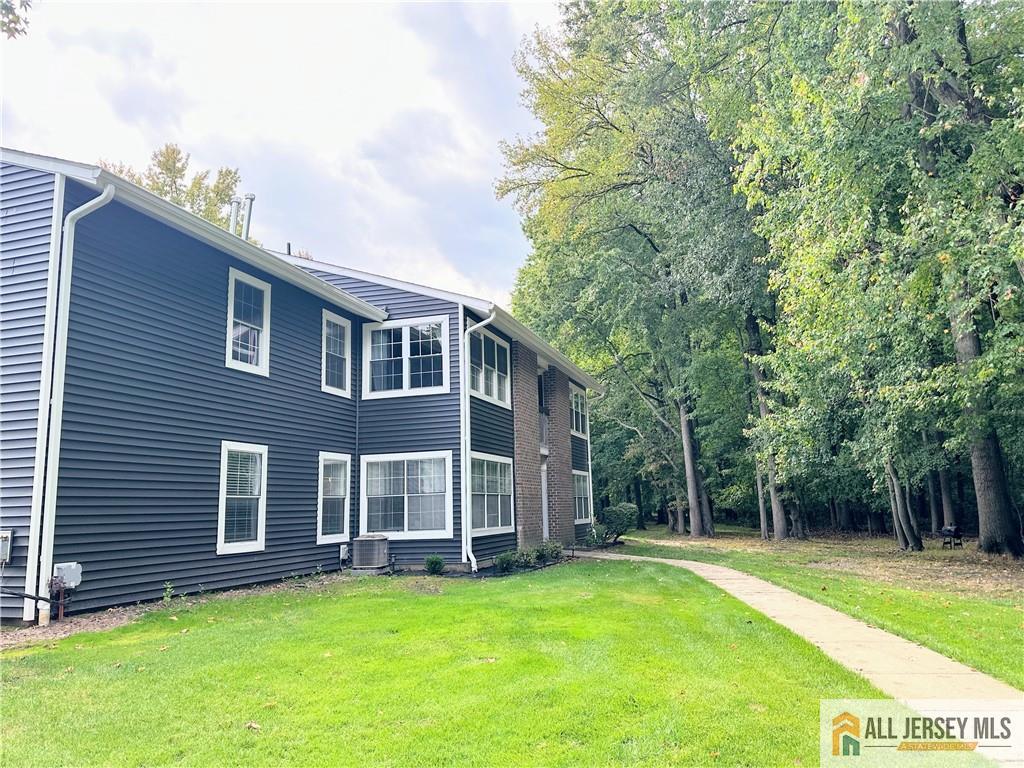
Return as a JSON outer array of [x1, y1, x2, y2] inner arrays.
[[832, 712, 861, 756]]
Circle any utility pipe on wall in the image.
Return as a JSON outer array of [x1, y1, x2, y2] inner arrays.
[[460, 306, 496, 573], [35, 183, 117, 625]]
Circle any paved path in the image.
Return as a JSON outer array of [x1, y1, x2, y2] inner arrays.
[[580, 551, 1022, 701]]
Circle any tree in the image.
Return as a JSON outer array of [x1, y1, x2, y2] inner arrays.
[[1, 0, 31, 38], [100, 144, 242, 232]]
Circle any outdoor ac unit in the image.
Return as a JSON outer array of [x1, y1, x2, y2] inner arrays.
[[351, 534, 389, 571]]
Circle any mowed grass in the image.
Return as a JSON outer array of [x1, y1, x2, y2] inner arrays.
[[622, 527, 1024, 690], [2, 561, 879, 767]]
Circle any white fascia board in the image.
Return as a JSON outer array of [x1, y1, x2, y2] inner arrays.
[[0, 148, 387, 322]]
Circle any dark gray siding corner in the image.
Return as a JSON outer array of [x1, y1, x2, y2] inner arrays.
[[0, 163, 57, 619], [51, 183, 362, 612], [305, 268, 464, 563], [571, 435, 589, 472]]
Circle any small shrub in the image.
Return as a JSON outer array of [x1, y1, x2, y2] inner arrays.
[[600, 502, 636, 543], [494, 551, 519, 573], [424, 554, 445, 575], [534, 541, 563, 564], [514, 549, 537, 569], [162, 582, 174, 606], [585, 523, 609, 547]]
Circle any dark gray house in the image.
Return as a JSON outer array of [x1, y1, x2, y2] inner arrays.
[[0, 148, 600, 625]]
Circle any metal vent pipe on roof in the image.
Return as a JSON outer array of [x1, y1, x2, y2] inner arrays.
[[241, 193, 255, 240], [228, 196, 241, 234]]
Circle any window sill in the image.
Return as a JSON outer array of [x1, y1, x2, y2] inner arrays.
[[362, 385, 450, 400], [225, 358, 270, 378], [570, 429, 589, 440], [361, 529, 453, 541], [471, 525, 515, 537], [317, 532, 350, 545], [321, 384, 352, 399], [574, 518, 593, 525], [470, 389, 511, 410], [217, 540, 266, 555]]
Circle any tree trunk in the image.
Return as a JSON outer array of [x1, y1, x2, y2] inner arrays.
[[887, 460, 923, 551], [697, 469, 715, 537], [678, 401, 704, 538], [633, 478, 646, 530], [828, 498, 838, 530], [938, 467, 957, 527], [838, 499, 854, 531], [886, 474, 909, 550], [745, 312, 788, 540], [755, 465, 769, 540], [904, 482, 922, 540], [950, 301, 1023, 556], [926, 471, 940, 534]]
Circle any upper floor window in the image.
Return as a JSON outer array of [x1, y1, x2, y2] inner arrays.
[[322, 310, 351, 397], [317, 451, 351, 544], [469, 328, 510, 408], [226, 268, 271, 377], [571, 385, 588, 437], [470, 452, 514, 534], [217, 440, 268, 555], [362, 316, 450, 399], [360, 451, 453, 539]]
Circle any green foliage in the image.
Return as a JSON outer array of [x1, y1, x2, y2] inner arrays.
[[100, 144, 244, 233], [586, 523, 610, 547], [1, 0, 31, 38], [493, 551, 519, 574], [162, 582, 174, 606], [423, 555, 445, 576], [533, 541, 564, 564], [599, 503, 636, 542]]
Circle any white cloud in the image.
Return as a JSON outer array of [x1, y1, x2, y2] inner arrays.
[[1, 1, 557, 306]]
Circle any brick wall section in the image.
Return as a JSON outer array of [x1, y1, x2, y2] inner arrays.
[[511, 342, 543, 548], [543, 366, 575, 546]]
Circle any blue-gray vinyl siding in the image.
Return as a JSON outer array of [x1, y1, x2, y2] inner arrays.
[[470, 397, 513, 456], [51, 181, 362, 612], [0, 163, 56, 619], [571, 435, 589, 472], [472, 532, 514, 560], [304, 269, 463, 563]]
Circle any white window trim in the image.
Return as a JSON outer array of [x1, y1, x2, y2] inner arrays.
[[573, 469, 593, 524], [321, 309, 352, 398], [317, 451, 352, 544], [225, 267, 271, 377], [361, 314, 451, 400], [570, 383, 589, 438], [468, 326, 512, 410], [217, 440, 269, 555], [469, 450, 515, 537], [360, 450, 454, 540]]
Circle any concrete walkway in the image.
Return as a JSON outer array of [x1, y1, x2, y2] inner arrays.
[[581, 551, 1022, 701]]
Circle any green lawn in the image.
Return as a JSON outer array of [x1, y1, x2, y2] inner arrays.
[[2, 561, 880, 767], [621, 527, 1024, 690]]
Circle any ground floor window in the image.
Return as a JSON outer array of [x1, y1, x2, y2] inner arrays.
[[471, 452, 513, 534], [573, 470, 592, 522], [318, 452, 351, 544], [217, 440, 268, 554], [360, 451, 453, 539]]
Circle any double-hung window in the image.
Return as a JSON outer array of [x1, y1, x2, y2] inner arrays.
[[226, 268, 271, 376], [322, 310, 352, 397], [317, 452, 351, 544], [570, 385, 588, 437], [363, 316, 449, 398], [468, 328, 510, 407], [573, 470, 592, 523], [217, 441, 268, 554], [470, 452, 514, 534], [360, 451, 453, 539]]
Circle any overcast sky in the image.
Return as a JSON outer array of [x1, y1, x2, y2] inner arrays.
[[1, 2, 560, 306]]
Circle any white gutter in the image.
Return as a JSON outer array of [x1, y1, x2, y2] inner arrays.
[[35, 183, 116, 625], [460, 305, 496, 572], [22, 173, 66, 620]]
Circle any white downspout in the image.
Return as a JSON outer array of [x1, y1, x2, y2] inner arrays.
[[460, 306, 496, 573], [36, 183, 116, 625]]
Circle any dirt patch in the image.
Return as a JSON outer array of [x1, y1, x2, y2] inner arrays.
[[0, 571, 354, 652]]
